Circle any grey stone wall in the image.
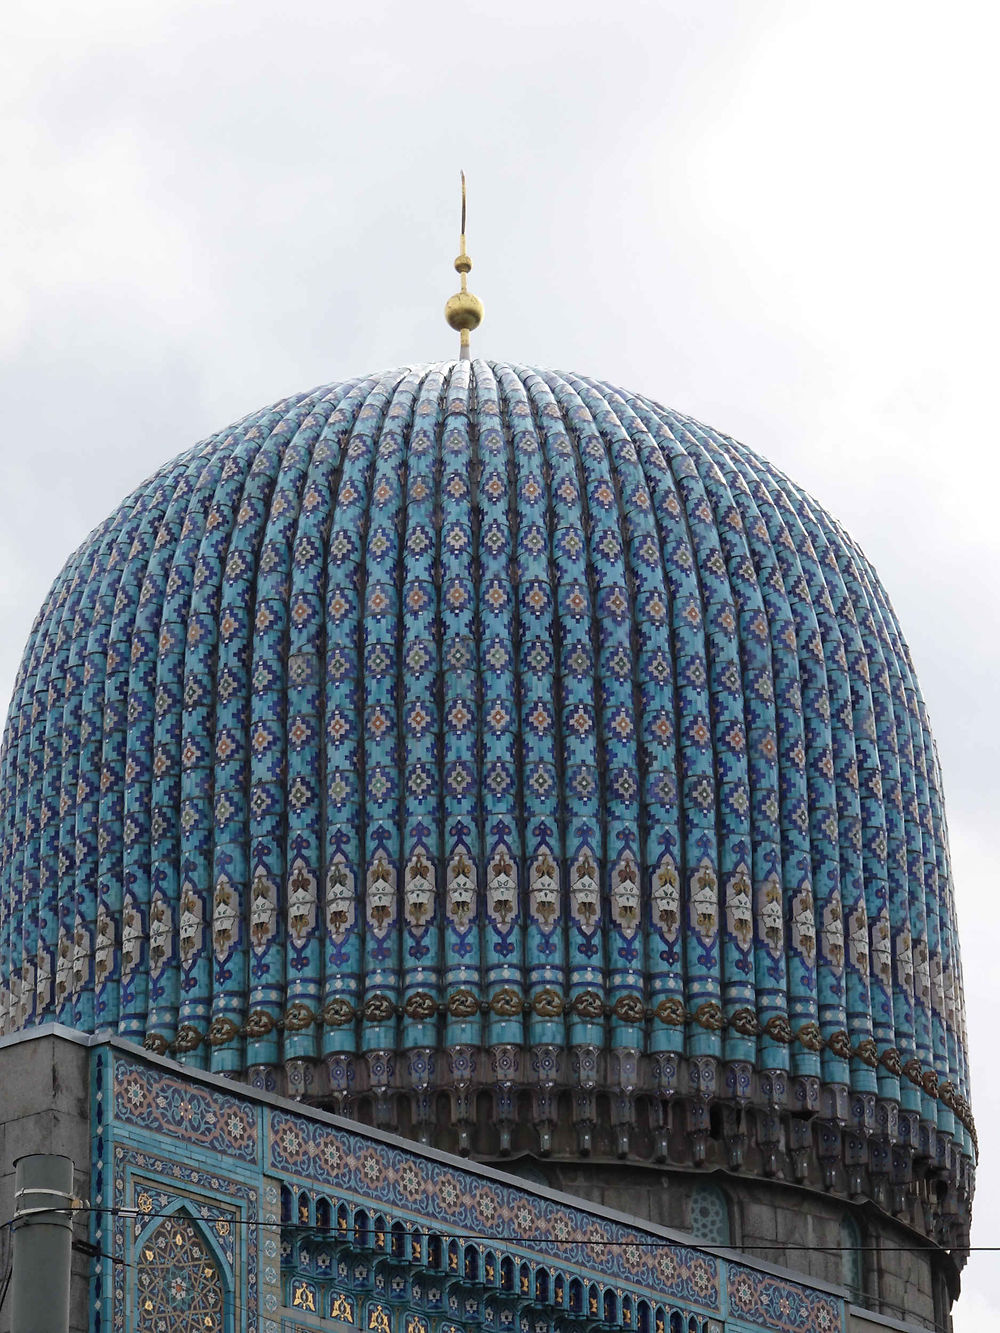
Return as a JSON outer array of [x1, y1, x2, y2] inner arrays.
[[524, 1161, 955, 1332], [0, 1032, 92, 1333]]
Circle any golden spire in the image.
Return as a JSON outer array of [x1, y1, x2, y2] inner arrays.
[[445, 170, 484, 360]]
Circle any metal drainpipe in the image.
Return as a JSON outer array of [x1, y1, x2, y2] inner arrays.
[[11, 1154, 75, 1333]]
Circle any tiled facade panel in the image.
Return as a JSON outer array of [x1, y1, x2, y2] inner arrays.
[[97, 1049, 843, 1333]]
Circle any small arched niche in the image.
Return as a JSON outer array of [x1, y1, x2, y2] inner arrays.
[[136, 1208, 231, 1333], [687, 1183, 731, 1247], [840, 1213, 864, 1301]]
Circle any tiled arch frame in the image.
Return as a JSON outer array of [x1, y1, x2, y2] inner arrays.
[[104, 1143, 259, 1333], [134, 1202, 234, 1333]]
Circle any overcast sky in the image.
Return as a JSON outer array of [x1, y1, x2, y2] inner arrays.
[[2, 1, 998, 1323]]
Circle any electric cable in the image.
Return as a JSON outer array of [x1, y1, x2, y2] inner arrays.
[[0, 1204, 957, 1333], [0, 1203, 976, 1253]]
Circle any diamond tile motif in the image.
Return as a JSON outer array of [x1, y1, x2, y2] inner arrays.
[[0, 361, 974, 1216]]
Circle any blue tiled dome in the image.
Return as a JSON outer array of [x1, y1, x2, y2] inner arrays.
[[0, 361, 973, 1203]]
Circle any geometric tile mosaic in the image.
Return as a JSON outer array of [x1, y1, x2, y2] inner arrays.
[[99, 1047, 852, 1333]]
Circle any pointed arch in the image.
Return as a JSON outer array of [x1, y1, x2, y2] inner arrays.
[[135, 1203, 233, 1333]]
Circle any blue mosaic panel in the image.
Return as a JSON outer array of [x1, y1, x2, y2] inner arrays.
[[113, 1055, 257, 1161], [108, 1142, 258, 1333], [268, 1105, 720, 1312], [99, 1049, 849, 1333], [726, 1264, 840, 1332]]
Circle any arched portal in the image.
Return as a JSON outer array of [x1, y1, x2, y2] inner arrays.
[[136, 1209, 230, 1333]]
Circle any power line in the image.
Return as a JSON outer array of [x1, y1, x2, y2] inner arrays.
[[62, 1221, 967, 1333], [0, 1204, 973, 1255], [1, 1205, 960, 1333]]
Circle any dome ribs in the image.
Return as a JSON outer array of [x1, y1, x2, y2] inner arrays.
[[801, 491, 969, 1165], [767, 475, 901, 1200], [0, 481, 127, 1013], [468, 362, 517, 1138], [77, 467, 175, 1037], [767, 481, 877, 1098], [179, 396, 313, 1068], [0, 362, 974, 1233], [711, 441, 851, 1091], [559, 373, 660, 1155], [146, 435, 242, 1054], [584, 397, 685, 1075], [853, 542, 960, 1135], [501, 366, 566, 1153], [534, 366, 637, 1154], [13, 535, 85, 1033], [829, 529, 936, 1096], [15, 548, 69, 1018], [641, 405, 788, 1075], [38, 547, 92, 1031], [320, 372, 399, 1105], [117, 457, 206, 1046], [559, 378, 653, 1038], [1, 467, 131, 1024], [251, 393, 337, 1085], [481, 365, 539, 1148], [442, 361, 499, 1062], [56, 540, 106, 1031], [620, 404, 726, 1072], [674, 421, 805, 1066], [815, 516, 908, 1116], [680, 418, 822, 1085], [436, 360, 483, 1149], [288, 381, 365, 1077], [398, 365, 448, 1134], [361, 368, 422, 1113], [14, 533, 88, 1032], [97, 468, 182, 1037]]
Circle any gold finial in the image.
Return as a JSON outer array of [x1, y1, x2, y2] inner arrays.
[[445, 170, 484, 360]]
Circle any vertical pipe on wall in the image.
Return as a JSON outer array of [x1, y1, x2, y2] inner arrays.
[[11, 1153, 74, 1333]]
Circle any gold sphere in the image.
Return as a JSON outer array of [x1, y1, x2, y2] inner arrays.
[[445, 291, 484, 333]]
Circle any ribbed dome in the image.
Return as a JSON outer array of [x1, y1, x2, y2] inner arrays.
[[0, 361, 972, 1221]]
